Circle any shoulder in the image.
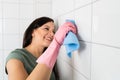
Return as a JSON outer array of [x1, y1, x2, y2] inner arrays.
[[6, 58, 24, 70], [6, 48, 26, 63], [5, 48, 26, 74], [6, 58, 28, 79]]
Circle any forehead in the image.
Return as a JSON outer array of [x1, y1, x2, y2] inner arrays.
[[42, 22, 55, 29]]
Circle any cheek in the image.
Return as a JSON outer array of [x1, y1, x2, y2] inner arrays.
[[37, 32, 47, 41], [34, 29, 49, 42]]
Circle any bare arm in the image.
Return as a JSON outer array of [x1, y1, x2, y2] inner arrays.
[[6, 59, 28, 80], [6, 59, 51, 80], [26, 64, 51, 80]]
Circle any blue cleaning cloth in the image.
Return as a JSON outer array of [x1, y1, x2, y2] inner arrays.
[[63, 31, 80, 58], [66, 19, 76, 26]]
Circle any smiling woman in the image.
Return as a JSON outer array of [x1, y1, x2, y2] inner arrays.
[[5, 16, 76, 80], [5, 17, 59, 80]]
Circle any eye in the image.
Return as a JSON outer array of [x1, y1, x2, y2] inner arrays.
[[44, 27, 49, 30]]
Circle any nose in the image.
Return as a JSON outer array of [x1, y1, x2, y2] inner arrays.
[[49, 31, 54, 37]]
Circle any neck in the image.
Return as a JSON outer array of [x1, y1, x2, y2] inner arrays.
[[25, 44, 44, 58]]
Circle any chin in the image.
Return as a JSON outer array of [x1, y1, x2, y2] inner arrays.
[[43, 41, 52, 47], [44, 43, 51, 47]]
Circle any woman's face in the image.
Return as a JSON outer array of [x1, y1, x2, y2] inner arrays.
[[32, 21, 55, 47]]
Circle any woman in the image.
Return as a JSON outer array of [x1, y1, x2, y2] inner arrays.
[[5, 17, 76, 80]]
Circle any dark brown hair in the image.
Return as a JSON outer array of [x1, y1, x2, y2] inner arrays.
[[22, 17, 59, 80]]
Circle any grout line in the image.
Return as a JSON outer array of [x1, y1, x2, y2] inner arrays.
[[54, 0, 99, 18], [90, 0, 93, 79], [79, 40, 120, 49]]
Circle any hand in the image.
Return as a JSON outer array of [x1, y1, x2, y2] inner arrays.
[[54, 21, 76, 45]]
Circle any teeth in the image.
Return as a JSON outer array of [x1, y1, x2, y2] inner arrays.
[[46, 37, 52, 41]]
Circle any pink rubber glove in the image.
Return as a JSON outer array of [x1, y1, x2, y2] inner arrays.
[[54, 22, 76, 45], [36, 22, 76, 69]]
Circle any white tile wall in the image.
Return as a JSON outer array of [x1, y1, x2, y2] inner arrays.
[[3, 3, 19, 19], [58, 46, 73, 65], [52, 0, 120, 80], [3, 19, 19, 34], [57, 46, 73, 80], [57, 12, 75, 27], [91, 44, 120, 80], [36, 3, 52, 18], [19, 4, 35, 19], [92, 0, 120, 47], [73, 69, 89, 80], [57, 59, 73, 80], [73, 42, 91, 79], [52, 0, 74, 17], [3, 35, 20, 50]]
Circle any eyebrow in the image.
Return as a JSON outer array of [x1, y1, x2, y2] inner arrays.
[[44, 25, 55, 31]]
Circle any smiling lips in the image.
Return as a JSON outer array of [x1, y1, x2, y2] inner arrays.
[[45, 36, 53, 42]]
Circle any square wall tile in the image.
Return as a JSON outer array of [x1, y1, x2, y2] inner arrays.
[[73, 41, 91, 79], [3, 35, 20, 50], [92, 0, 120, 47], [20, 4, 35, 19], [3, 19, 19, 34], [91, 44, 120, 80], [3, 3, 19, 18], [36, 3, 51, 18], [52, 0, 74, 17], [75, 5, 92, 42]]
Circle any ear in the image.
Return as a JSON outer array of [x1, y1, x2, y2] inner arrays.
[[32, 30, 35, 37]]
